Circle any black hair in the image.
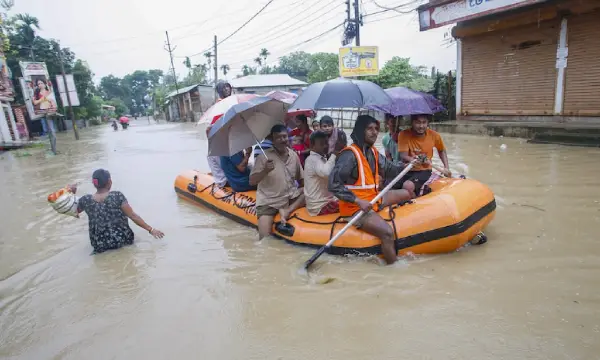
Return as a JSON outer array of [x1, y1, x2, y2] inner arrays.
[[270, 124, 288, 137], [92, 169, 111, 189], [350, 115, 379, 147], [311, 120, 319, 126], [319, 115, 334, 126], [410, 114, 432, 122], [309, 130, 329, 146], [296, 114, 308, 123]]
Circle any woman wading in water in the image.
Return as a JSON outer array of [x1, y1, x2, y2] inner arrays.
[[69, 169, 164, 254]]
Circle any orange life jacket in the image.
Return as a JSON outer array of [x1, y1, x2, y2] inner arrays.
[[339, 144, 380, 217]]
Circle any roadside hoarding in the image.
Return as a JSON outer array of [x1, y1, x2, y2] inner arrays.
[[56, 74, 80, 107], [339, 46, 379, 77], [418, 0, 547, 31], [0, 49, 14, 101], [19, 61, 58, 118]]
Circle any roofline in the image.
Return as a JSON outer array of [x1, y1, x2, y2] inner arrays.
[[232, 83, 306, 88]]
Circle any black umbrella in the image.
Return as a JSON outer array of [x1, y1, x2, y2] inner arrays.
[[289, 77, 392, 110]]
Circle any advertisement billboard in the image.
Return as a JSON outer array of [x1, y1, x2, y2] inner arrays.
[[56, 74, 80, 107], [339, 46, 379, 77], [19, 61, 58, 118], [0, 50, 14, 101]]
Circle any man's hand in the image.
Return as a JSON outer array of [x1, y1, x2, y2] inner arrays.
[[416, 154, 430, 165], [442, 168, 452, 177], [355, 199, 372, 213], [244, 147, 252, 158], [264, 159, 275, 173]]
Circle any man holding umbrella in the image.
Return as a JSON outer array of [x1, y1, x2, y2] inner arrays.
[[328, 115, 415, 265], [250, 124, 305, 240]]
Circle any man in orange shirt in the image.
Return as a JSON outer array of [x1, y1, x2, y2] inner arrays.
[[397, 114, 451, 196]]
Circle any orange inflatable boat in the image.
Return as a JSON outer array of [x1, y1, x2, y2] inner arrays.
[[174, 170, 496, 256]]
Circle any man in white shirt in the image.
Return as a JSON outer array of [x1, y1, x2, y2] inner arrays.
[[303, 131, 346, 216]]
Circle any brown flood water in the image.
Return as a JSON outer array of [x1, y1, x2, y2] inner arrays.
[[1, 120, 600, 359]]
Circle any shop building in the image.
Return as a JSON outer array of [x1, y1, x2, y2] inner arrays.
[[419, 0, 600, 123]]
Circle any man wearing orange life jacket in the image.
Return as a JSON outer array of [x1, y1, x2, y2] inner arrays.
[[328, 115, 414, 264]]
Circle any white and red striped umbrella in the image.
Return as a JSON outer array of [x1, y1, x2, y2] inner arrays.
[[265, 90, 297, 104], [197, 94, 258, 125]]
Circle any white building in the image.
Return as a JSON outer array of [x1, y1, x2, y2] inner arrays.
[[230, 74, 307, 95]]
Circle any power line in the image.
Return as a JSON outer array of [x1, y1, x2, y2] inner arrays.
[[218, 0, 343, 57], [218, 0, 326, 47], [218, 10, 344, 64], [222, 21, 344, 68], [172, 0, 305, 43], [182, 0, 277, 59]]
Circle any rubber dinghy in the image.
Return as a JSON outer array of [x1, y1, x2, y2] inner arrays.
[[174, 170, 496, 256]]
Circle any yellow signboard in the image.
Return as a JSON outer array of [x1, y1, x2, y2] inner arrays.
[[339, 46, 379, 77]]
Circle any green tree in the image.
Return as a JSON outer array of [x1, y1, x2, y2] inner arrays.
[[307, 52, 338, 83], [260, 48, 270, 65], [147, 69, 163, 87], [278, 51, 312, 81], [99, 75, 129, 100], [203, 52, 212, 82], [71, 59, 99, 119], [372, 57, 431, 90], [253, 57, 262, 68], [12, 13, 39, 59], [220, 64, 229, 76], [241, 64, 256, 76], [107, 98, 129, 117], [183, 56, 192, 73]]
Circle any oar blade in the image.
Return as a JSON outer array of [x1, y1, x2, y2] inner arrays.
[[303, 246, 327, 270]]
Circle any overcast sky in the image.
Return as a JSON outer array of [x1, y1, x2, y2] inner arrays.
[[13, 0, 455, 82]]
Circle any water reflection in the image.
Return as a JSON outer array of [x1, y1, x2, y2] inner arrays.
[[1, 122, 599, 359]]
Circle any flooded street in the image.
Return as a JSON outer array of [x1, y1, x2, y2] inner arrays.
[[1, 120, 600, 359]]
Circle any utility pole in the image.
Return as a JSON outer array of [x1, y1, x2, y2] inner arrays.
[[342, 0, 352, 46], [57, 44, 80, 140], [164, 31, 180, 120], [164, 31, 179, 93], [213, 35, 218, 100], [353, 0, 361, 46]]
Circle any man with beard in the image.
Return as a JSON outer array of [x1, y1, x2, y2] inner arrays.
[[397, 114, 450, 196], [328, 115, 415, 264]]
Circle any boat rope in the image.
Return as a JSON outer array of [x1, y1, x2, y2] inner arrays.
[[199, 182, 256, 210], [194, 179, 410, 243]]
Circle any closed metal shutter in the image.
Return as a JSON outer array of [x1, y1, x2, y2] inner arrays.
[[461, 20, 559, 116], [563, 11, 600, 116]]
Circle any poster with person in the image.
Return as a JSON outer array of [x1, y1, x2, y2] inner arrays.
[[19, 61, 58, 118]]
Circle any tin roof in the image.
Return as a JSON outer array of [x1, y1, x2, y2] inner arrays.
[[229, 74, 307, 89], [166, 84, 213, 98]]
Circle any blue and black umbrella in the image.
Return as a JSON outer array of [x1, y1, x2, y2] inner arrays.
[[289, 77, 392, 110]]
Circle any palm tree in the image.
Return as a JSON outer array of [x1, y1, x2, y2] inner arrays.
[[204, 52, 212, 82], [242, 65, 251, 76], [14, 13, 40, 60], [254, 57, 262, 67], [220, 64, 230, 76], [260, 48, 270, 64], [183, 56, 192, 74]]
